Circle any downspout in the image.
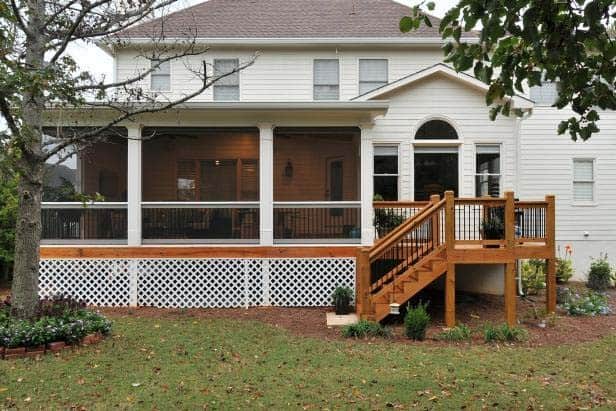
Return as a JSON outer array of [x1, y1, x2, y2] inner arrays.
[[516, 108, 533, 296]]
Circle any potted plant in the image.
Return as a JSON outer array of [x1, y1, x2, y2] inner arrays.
[[332, 286, 353, 315], [481, 214, 504, 247]]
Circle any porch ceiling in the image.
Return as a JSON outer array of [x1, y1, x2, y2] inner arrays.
[[43, 101, 389, 127]]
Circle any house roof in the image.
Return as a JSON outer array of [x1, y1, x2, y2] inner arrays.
[[117, 0, 459, 40], [352, 63, 534, 110]]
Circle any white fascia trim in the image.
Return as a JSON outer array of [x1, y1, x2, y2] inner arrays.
[[354, 64, 534, 110]]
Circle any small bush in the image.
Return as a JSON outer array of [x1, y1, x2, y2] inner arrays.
[[561, 291, 612, 316], [587, 254, 614, 291], [332, 286, 353, 315], [556, 258, 574, 284], [483, 323, 527, 343], [521, 259, 546, 295], [436, 324, 472, 342], [341, 320, 392, 339], [404, 302, 430, 341]]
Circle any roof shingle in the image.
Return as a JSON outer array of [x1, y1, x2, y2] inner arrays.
[[118, 0, 448, 39]]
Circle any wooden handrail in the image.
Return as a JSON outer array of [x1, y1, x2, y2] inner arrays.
[[369, 199, 445, 261]]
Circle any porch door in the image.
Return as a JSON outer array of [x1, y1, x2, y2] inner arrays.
[[414, 146, 458, 201]]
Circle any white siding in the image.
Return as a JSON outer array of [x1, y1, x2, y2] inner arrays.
[[519, 108, 616, 278], [114, 47, 445, 101]]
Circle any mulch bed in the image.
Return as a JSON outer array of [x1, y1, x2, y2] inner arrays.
[[101, 283, 616, 347]]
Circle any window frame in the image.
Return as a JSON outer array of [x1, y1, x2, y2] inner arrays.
[[358, 58, 388, 96], [474, 143, 502, 198], [213, 58, 241, 101], [572, 157, 597, 206], [373, 144, 400, 201], [150, 59, 171, 92], [313, 59, 340, 101]]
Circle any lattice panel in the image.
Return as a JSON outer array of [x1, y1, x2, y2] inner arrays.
[[39, 259, 131, 306], [138, 259, 263, 308], [268, 258, 355, 306]]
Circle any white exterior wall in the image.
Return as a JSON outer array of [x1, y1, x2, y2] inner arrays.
[[520, 108, 616, 280], [114, 47, 445, 102]]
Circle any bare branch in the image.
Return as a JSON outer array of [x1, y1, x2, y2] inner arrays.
[[0, 93, 20, 138], [8, 0, 30, 36]]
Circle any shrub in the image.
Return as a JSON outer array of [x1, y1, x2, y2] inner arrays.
[[561, 291, 612, 316], [521, 259, 546, 295], [341, 320, 392, 339], [483, 323, 527, 343], [587, 254, 614, 291], [556, 258, 574, 284], [332, 286, 353, 315], [436, 324, 472, 342], [404, 302, 430, 341]]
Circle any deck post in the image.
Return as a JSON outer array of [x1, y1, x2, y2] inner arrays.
[[545, 194, 557, 313], [258, 123, 274, 246], [504, 262, 517, 326], [445, 262, 455, 327], [430, 194, 440, 246], [504, 191, 515, 249], [444, 191, 455, 252], [360, 123, 375, 246], [356, 247, 372, 319], [126, 125, 142, 246]]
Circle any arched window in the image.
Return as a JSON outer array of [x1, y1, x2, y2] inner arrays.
[[415, 120, 458, 140]]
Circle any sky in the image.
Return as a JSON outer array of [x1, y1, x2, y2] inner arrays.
[[67, 0, 459, 82]]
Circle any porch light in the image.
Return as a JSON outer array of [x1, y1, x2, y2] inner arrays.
[[284, 160, 293, 178], [215, 160, 221, 166], [389, 302, 400, 315]]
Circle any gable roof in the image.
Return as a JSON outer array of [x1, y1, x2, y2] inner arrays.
[[117, 0, 460, 40], [352, 63, 534, 109]]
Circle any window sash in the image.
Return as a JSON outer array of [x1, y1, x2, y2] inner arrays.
[[475, 145, 501, 197], [213, 59, 240, 101], [150, 60, 170, 91], [573, 159, 595, 202], [359, 59, 387, 94], [314, 59, 339, 100]]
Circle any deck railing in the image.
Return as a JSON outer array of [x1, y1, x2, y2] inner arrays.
[[373, 201, 428, 238], [41, 202, 128, 243], [273, 202, 361, 242]]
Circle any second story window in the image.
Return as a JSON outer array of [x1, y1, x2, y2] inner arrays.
[[150, 59, 170, 91], [313, 59, 339, 100], [214, 59, 240, 101], [573, 158, 595, 203], [359, 59, 388, 95], [529, 81, 559, 106]]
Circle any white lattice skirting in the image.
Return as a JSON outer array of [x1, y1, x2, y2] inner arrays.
[[39, 258, 356, 308]]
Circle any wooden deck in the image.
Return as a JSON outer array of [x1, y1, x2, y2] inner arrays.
[[357, 191, 556, 326]]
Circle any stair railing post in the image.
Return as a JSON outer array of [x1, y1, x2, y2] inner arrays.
[[545, 194, 557, 313], [444, 191, 455, 252], [355, 247, 373, 319], [430, 194, 440, 247]]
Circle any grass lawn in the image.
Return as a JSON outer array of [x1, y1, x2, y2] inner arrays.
[[0, 315, 615, 409]]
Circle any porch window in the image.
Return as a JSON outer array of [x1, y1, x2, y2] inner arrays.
[[313, 59, 339, 100], [273, 128, 360, 242], [141, 128, 259, 242], [150, 59, 171, 92], [573, 158, 595, 203], [475, 145, 501, 197], [414, 146, 458, 201], [42, 129, 128, 242], [373, 145, 398, 200], [359, 59, 388, 95], [213, 59, 240, 101], [415, 120, 458, 140]]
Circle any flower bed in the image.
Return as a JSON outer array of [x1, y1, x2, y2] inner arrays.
[[0, 295, 112, 359]]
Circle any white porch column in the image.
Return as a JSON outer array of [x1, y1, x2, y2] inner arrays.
[[258, 123, 274, 246], [360, 123, 375, 246], [126, 125, 142, 246]]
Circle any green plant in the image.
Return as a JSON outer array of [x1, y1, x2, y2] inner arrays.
[[341, 320, 392, 339], [483, 323, 527, 343], [587, 254, 614, 291], [436, 324, 472, 342], [556, 258, 574, 284], [521, 259, 546, 295], [480, 212, 504, 240], [332, 286, 353, 315], [561, 291, 612, 316], [404, 302, 430, 341]]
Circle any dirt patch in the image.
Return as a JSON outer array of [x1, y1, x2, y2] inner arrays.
[[101, 283, 616, 347]]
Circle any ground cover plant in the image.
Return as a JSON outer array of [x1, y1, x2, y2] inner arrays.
[[436, 324, 472, 342], [341, 320, 391, 339], [483, 323, 528, 343], [561, 290, 612, 316], [0, 314, 614, 409]]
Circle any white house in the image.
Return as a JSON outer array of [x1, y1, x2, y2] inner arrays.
[[40, 0, 614, 324]]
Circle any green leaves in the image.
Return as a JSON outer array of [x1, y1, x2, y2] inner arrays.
[[400, 0, 616, 141]]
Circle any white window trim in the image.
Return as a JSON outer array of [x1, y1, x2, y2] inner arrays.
[[213, 58, 241, 101], [150, 59, 171, 92], [373, 144, 400, 201], [357, 58, 389, 96], [313, 58, 340, 101], [474, 143, 502, 197], [572, 157, 598, 206]]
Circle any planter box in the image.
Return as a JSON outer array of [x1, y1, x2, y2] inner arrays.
[[47, 341, 66, 352], [4, 347, 26, 360], [0, 346, 4, 360], [25, 345, 46, 358], [82, 333, 101, 345]]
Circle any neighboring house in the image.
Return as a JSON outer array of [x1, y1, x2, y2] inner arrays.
[[40, 0, 613, 323]]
